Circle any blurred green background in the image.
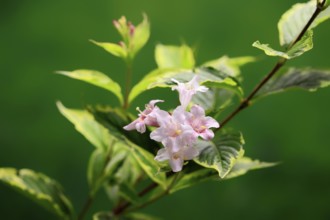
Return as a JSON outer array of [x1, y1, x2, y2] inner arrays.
[[1, 0, 330, 219]]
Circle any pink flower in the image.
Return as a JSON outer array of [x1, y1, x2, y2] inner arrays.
[[155, 145, 199, 172], [123, 100, 163, 133], [172, 75, 208, 109], [187, 105, 220, 140], [150, 106, 197, 152]]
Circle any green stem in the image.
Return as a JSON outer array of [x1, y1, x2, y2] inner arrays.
[[217, 0, 327, 130], [123, 61, 133, 109]]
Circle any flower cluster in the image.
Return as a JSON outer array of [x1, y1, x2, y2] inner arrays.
[[124, 76, 219, 172]]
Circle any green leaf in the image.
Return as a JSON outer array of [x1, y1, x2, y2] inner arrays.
[[130, 14, 150, 58], [131, 145, 167, 189], [57, 102, 112, 150], [128, 68, 185, 103], [0, 168, 75, 220], [146, 67, 243, 97], [155, 44, 195, 68], [93, 212, 114, 220], [278, 0, 330, 47], [194, 129, 245, 178], [202, 55, 256, 77], [225, 157, 277, 179], [256, 68, 330, 99], [252, 30, 313, 59], [88, 105, 159, 153], [170, 168, 217, 193], [90, 40, 127, 59], [117, 182, 140, 205], [88, 148, 107, 195], [56, 69, 123, 105], [124, 212, 160, 220]]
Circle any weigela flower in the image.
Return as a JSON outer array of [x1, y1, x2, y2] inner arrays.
[[124, 75, 219, 172], [187, 105, 220, 140], [155, 145, 199, 172], [123, 100, 163, 133], [150, 106, 197, 152], [172, 75, 208, 109]]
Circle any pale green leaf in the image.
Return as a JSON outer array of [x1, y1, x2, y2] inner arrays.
[[0, 168, 75, 220], [131, 145, 167, 189], [155, 44, 195, 68], [202, 55, 256, 77], [225, 157, 278, 179], [256, 68, 330, 99], [146, 67, 243, 97], [128, 68, 186, 103], [278, 0, 330, 46], [125, 212, 160, 220], [56, 70, 123, 105], [88, 149, 107, 195], [57, 102, 112, 150], [90, 40, 127, 59], [194, 130, 245, 178], [253, 31, 313, 59], [93, 212, 114, 220], [131, 14, 150, 58]]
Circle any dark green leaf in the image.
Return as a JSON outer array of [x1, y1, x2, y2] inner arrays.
[[256, 68, 330, 99], [88, 105, 159, 153], [56, 70, 123, 105], [170, 168, 217, 193], [0, 168, 75, 220], [194, 129, 245, 178], [155, 44, 195, 68]]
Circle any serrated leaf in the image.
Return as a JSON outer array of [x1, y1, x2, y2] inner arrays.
[[155, 44, 195, 68], [202, 55, 256, 77], [253, 30, 313, 59], [56, 70, 123, 105], [90, 40, 127, 59], [130, 14, 150, 58], [0, 168, 75, 220], [170, 168, 217, 193], [194, 130, 245, 178], [131, 145, 167, 189], [88, 148, 107, 195], [278, 0, 330, 47], [225, 157, 277, 179], [57, 102, 112, 150], [256, 68, 330, 99]]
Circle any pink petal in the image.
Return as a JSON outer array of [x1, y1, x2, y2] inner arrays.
[[205, 116, 220, 128], [200, 129, 214, 140], [169, 154, 184, 172], [123, 120, 138, 131], [155, 148, 169, 162]]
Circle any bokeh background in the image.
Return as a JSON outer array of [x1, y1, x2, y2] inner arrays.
[[1, 0, 330, 219]]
